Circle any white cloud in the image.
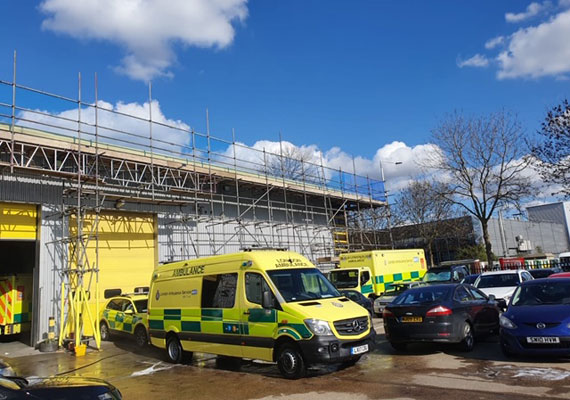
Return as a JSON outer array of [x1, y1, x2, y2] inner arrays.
[[18, 100, 191, 155], [457, 54, 490, 68], [506, 1, 551, 23], [39, 0, 248, 81], [497, 9, 570, 79], [485, 36, 505, 49]]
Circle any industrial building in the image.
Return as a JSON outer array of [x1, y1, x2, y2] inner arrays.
[[0, 70, 389, 346]]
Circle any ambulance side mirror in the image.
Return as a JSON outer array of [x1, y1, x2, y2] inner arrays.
[[124, 309, 134, 315], [262, 291, 273, 309]]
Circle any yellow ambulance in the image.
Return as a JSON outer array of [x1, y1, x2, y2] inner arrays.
[[0, 274, 32, 336], [329, 249, 427, 298], [148, 249, 375, 379], [99, 293, 149, 347]]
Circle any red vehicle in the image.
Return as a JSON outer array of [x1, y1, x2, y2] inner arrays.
[[498, 257, 525, 270], [548, 272, 570, 278]]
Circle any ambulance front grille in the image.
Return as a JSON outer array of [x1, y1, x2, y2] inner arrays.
[[333, 316, 369, 336]]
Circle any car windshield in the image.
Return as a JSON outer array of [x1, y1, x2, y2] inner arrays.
[[511, 281, 570, 306], [134, 299, 148, 313], [423, 270, 451, 282], [267, 268, 340, 302], [476, 273, 519, 288], [393, 286, 451, 305], [382, 284, 408, 296], [328, 269, 358, 289]]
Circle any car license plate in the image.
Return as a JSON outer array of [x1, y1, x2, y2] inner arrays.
[[401, 316, 422, 323], [526, 337, 560, 344], [351, 344, 369, 355]]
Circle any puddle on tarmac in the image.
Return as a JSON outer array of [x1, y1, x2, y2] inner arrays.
[[131, 361, 177, 377], [252, 392, 415, 400]]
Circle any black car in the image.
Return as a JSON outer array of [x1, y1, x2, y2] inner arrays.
[[383, 283, 500, 352], [0, 375, 122, 399], [528, 268, 562, 279], [339, 289, 374, 316]]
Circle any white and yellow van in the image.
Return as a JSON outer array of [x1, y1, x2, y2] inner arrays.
[[329, 249, 427, 298], [148, 249, 375, 379]]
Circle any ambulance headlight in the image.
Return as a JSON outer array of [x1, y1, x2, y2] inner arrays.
[[304, 319, 333, 336]]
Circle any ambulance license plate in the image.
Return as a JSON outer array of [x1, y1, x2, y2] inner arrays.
[[526, 337, 560, 344], [401, 316, 422, 323], [351, 344, 369, 355]]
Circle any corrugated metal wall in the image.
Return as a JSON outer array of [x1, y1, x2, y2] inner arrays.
[[158, 215, 334, 264], [36, 204, 65, 344], [486, 217, 569, 256]]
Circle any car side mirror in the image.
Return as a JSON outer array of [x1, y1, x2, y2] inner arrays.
[[124, 309, 134, 315], [488, 294, 496, 302], [262, 291, 273, 309]]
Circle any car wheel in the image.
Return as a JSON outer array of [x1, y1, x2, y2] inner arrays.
[[134, 326, 148, 348], [459, 322, 474, 352], [277, 344, 306, 379], [100, 322, 111, 341], [166, 335, 184, 364], [390, 341, 407, 351]]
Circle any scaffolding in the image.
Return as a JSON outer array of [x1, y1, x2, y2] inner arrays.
[[0, 54, 390, 344]]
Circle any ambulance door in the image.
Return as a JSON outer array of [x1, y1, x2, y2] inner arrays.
[[240, 272, 278, 361], [122, 300, 136, 334]]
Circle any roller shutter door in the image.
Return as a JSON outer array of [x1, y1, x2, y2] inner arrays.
[[0, 203, 37, 240]]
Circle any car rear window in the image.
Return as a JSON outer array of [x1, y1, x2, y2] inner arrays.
[[476, 273, 519, 288], [393, 286, 451, 305], [512, 281, 570, 306]]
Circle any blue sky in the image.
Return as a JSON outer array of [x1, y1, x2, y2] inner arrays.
[[1, 1, 569, 193]]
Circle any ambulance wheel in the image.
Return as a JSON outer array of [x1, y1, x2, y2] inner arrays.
[[277, 344, 306, 379], [100, 322, 111, 341], [134, 326, 148, 348], [166, 335, 184, 364]]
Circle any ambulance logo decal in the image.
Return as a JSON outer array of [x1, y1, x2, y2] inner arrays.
[[332, 302, 343, 308]]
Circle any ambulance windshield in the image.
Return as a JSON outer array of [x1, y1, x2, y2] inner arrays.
[[267, 268, 341, 302], [328, 269, 359, 289]]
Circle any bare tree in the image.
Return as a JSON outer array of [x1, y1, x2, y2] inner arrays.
[[264, 146, 320, 183], [426, 111, 532, 264], [392, 180, 457, 266], [530, 99, 570, 197]]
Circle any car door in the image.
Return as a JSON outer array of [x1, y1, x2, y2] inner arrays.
[[122, 300, 136, 334], [466, 286, 499, 333], [106, 299, 127, 332], [452, 285, 477, 330], [241, 272, 278, 360]]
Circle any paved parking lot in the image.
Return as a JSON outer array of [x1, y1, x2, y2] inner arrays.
[[4, 319, 570, 399]]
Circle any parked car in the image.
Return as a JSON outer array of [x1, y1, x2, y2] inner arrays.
[[100, 293, 149, 347], [383, 283, 500, 352], [500, 278, 570, 357], [0, 375, 122, 399], [549, 272, 570, 278], [528, 268, 561, 279], [339, 289, 374, 316], [373, 283, 410, 317], [474, 270, 533, 306], [422, 265, 470, 284], [462, 274, 480, 285]]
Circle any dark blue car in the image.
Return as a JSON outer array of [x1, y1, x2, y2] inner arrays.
[[500, 278, 570, 357]]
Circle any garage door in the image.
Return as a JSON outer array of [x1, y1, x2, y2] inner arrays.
[[71, 210, 157, 296], [0, 203, 37, 240], [69, 211, 156, 336]]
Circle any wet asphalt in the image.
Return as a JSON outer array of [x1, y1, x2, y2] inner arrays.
[[4, 319, 570, 400]]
